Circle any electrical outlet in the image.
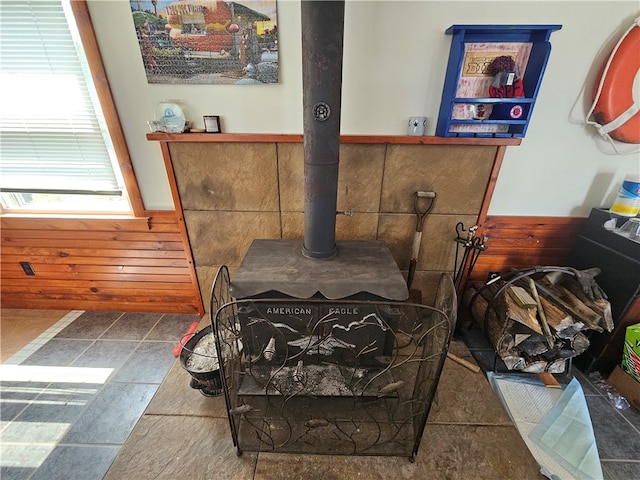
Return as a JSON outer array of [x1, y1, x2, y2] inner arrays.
[[20, 261, 35, 276]]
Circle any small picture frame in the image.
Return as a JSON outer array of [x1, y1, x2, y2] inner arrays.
[[203, 115, 221, 133]]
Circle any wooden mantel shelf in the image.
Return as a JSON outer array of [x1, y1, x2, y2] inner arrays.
[[146, 132, 522, 146]]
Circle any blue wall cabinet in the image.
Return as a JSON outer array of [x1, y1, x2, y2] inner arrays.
[[436, 24, 561, 138]]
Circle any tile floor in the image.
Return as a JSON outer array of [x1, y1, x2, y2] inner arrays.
[[1, 310, 200, 480], [0, 310, 638, 479], [0, 309, 71, 362], [461, 322, 640, 480]]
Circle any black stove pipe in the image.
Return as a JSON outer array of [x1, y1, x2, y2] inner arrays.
[[301, 0, 345, 260]]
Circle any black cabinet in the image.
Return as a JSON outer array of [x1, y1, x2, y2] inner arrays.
[[568, 208, 640, 375]]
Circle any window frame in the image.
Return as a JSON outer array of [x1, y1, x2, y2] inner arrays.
[[1, 0, 145, 217], [69, 0, 144, 217]]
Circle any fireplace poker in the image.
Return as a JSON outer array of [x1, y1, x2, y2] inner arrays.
[[407, 191, 436, 289], [453, 223, 487, 289], [453, 223, 475, 288], [466, 234, 488, 280]]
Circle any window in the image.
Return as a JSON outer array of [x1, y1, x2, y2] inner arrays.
[[0, 0, 142, 215]]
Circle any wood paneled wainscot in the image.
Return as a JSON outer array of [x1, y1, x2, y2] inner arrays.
[[469, 215, 587, 282], [1, 214, 204, 314], [0, 2, 203, 316]]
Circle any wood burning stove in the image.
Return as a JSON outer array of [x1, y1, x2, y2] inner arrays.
[[208, 0, 457, 461], [211, 266, 456, 461], [230, 239, 410, 371]]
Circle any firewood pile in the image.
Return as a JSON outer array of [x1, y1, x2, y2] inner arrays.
[[463, 267, 614, 373]]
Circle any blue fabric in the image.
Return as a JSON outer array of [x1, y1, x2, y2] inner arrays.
[[529, 378, 602, 480]]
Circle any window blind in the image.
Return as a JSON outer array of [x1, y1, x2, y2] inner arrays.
[[0, 0, 122, 196]]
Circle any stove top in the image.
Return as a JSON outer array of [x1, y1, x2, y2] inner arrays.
[[230, 239, 409, 301]]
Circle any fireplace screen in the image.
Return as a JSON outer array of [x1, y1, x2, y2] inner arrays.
[[210, 267, 456, 461]]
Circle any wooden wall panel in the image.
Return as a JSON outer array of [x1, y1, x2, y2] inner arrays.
[[0, 214, 203, 314], [466, 215, 587, 283]]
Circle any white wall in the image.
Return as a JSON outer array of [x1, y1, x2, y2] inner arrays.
[[88, 0, 640, 215]]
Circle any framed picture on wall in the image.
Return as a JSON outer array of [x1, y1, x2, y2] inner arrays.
[[204, 115, 221, 133], [130, 0, 279, 85]]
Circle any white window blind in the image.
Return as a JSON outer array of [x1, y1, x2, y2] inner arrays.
[[0, 0, 122, 196]]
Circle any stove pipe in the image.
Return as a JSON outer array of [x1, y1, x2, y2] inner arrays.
[[301, 0, 345, 260]]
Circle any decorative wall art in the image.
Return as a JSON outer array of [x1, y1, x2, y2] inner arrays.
[[131, 0, 279, 85], [450, 42, 532, 135], [436, 25, 561, 138]]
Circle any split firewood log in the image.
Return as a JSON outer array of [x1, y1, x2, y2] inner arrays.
[[546, 358, 567, 374], [519, 334, 550, 356], [464, 286, 521, 362], [507, 286, 537, 308], [516, 278, 603, 332], [570, 331, 589, 355], [544, 268, 607, 301], [549, 283, 603, 332], [465, 283, 544, 371], [462, 275, 596, 374], [549, 277, 614, 332], [514, 334, 531, 346], [464, 286, 505, 347], [521, 354, 567, 374], [537, 296, 582, 338], [503, 355, 526, 370], [501, 286, 542, 334]]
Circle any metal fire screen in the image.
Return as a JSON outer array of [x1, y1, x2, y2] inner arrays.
[[210, 267, 456, 461]]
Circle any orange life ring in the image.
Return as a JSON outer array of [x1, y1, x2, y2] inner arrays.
[[590, 20, 640, 144]]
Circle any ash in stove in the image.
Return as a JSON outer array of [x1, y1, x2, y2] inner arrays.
[[185, 332, 219, 373], [261, 364, 395, 397]]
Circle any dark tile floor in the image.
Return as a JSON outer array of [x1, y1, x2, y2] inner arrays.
[[460, 322, 640, 480], [0, 311, 200, 480], [1, 312, 639, 479]]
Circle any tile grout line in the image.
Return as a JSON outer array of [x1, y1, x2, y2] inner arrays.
[[140, 313, 167, 342], [2, 311, 85, 365], [94, 312, 128, 341], [578, 370, 640, 437], [600, 459, 640, 463], [0, 311, 194, 480], [613, 405, 640, 437]]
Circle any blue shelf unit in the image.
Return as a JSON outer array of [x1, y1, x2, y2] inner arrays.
[[436, 24, 561, 138]]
